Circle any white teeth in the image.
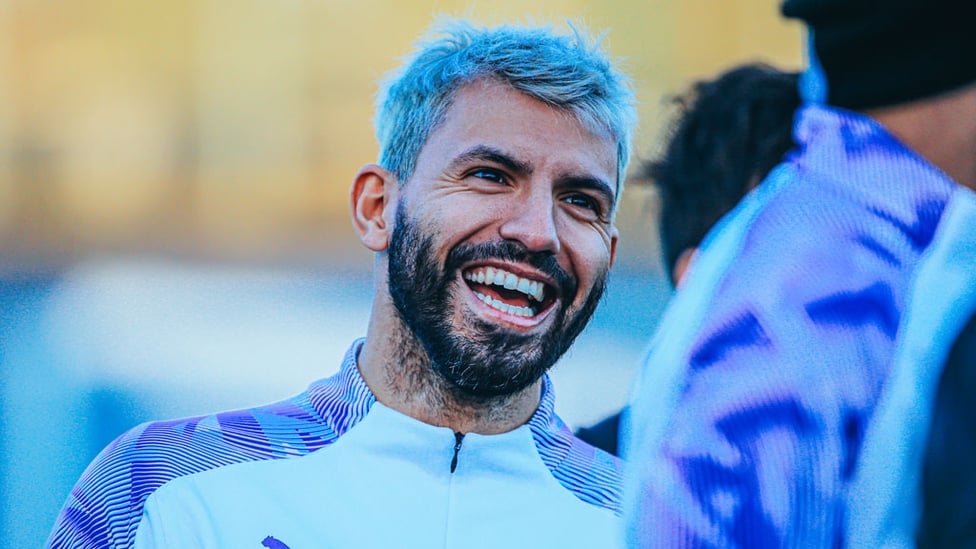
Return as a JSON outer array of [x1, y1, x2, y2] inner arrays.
[[533, 283, 544, 302], [473, 291, 535, 318], [463, 266, 548, 303]]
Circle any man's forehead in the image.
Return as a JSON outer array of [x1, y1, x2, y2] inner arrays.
[[432, 83, 617, 173]]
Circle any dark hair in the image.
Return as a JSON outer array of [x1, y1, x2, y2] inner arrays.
[[782, 0, 976, 110], [644, 63, 800, 283], [917, 312, 976, 548]]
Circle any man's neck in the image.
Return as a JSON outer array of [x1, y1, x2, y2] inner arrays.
[[864, 83, 976, 191], [356, 302, 541, 435]]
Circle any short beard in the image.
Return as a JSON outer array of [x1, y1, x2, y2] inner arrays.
[[387, 205, 607, 399]]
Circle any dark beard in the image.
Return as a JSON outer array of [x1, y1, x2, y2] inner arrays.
[[387, 204, 607, 398]]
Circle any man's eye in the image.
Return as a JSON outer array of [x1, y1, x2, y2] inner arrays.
[[469, 169, 506, 184], [563, 194, 602, 215]]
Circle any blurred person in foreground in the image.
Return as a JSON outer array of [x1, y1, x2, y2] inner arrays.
[[576, 63, 801, 456], [624, 0, 976, 547], [48, 19, 636, 548]]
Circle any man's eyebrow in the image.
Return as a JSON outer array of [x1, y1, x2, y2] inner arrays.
[[448, 145, 533, 176]]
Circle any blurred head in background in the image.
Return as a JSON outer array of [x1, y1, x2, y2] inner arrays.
[[645, 63, 800, 285]]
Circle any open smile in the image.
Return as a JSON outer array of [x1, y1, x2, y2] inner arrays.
[[461, 264, 559, 324]]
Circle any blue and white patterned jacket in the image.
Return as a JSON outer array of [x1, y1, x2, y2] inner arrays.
[[49, 339, 622, 548], [624, 103, 976, 548]]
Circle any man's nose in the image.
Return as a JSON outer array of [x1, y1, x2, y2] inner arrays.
[[498, 191, 561, 255]]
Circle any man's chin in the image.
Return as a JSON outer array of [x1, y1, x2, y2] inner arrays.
[[436, 366, 544, 400], [427, 332, 555, 399]]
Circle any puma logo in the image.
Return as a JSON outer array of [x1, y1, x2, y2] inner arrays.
[[261, 535, 291, 549]]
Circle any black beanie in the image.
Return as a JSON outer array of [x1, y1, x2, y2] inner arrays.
[[782, 0, 976, 110]]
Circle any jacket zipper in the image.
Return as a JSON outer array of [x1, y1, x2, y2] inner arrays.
[[450, 432, 465, 473]]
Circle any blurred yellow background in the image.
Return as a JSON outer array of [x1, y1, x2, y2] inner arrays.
[[0, 2, 802, 546], [0, 0, 801, 267]]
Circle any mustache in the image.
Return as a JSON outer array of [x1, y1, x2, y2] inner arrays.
[[444, 240, 577, 298]]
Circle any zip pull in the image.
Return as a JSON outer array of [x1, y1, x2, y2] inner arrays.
[[450, 432, 465, 473]]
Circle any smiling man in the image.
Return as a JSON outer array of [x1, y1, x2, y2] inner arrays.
[[48, 20, 636, 548]]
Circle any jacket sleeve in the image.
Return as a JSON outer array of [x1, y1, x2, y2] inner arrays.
[[47, 423, 154, 549]]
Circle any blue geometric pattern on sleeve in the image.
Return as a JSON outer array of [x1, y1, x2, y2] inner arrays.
[[627, 104, 959, 548], [47, 341, 375, 549], [530, 376, 623, 516]]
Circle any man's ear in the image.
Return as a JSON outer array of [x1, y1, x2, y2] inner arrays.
[[350, 164, 398, 252], [672, 247, 698, 287], [608, 226, 619, 269]]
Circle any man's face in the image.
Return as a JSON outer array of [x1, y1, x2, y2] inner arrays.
[[387, 79, 618, 398]]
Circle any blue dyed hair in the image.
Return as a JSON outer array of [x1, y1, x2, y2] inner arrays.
[[374, 19, 637, 198]]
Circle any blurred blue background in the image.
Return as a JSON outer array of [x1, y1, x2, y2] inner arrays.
[[0, 1, 800, 546]]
